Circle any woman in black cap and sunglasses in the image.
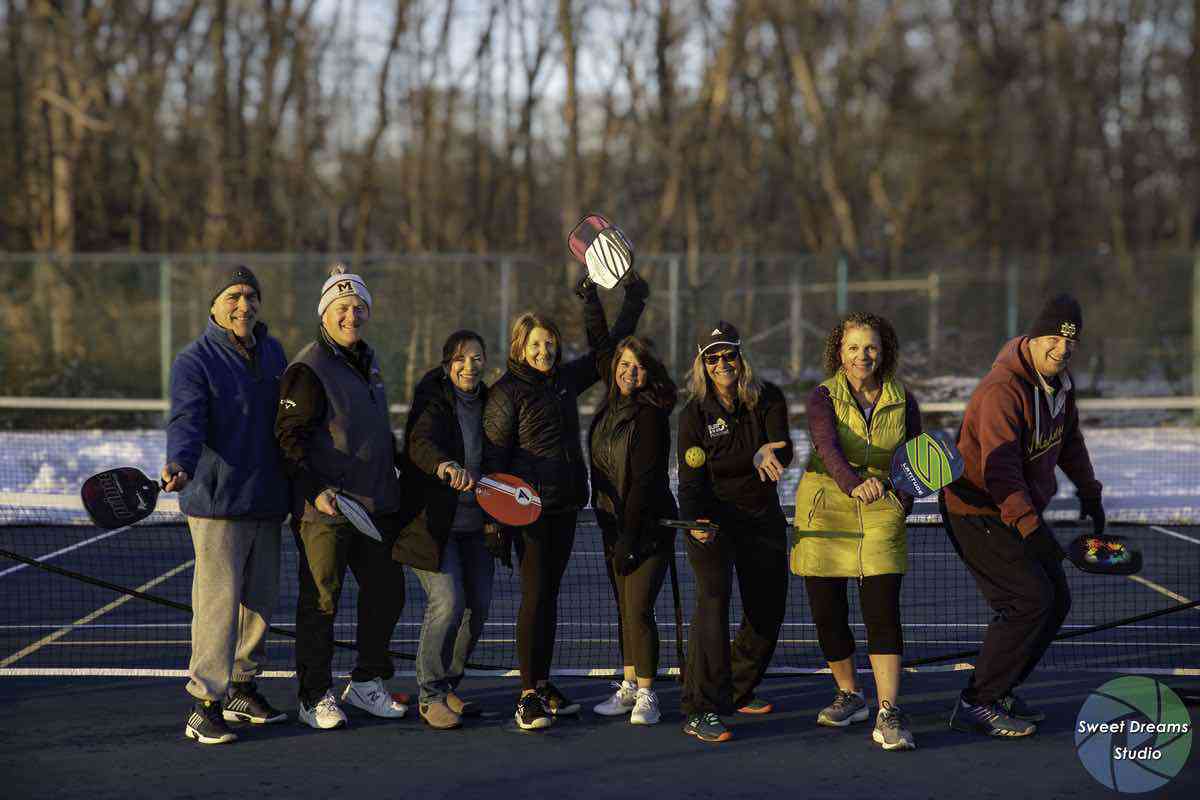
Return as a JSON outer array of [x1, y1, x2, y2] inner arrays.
[[676, 321, 793, 743]]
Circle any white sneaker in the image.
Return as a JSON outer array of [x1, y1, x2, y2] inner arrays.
[[298, 691, 347, 730], [630, 688, 661, 725], [593, 680, 638, 716], [341, 678, 407, 718]]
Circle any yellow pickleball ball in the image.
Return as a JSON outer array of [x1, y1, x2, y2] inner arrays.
[[685, 446, 706, 468]]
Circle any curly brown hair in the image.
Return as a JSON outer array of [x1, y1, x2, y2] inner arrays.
[[821, 312, 900, 379]]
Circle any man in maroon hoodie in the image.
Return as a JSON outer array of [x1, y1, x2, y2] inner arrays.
[[941, 293, 1105, 738]]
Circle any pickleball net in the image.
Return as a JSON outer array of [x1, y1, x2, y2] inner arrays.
[[1, 496, 1196, 678]]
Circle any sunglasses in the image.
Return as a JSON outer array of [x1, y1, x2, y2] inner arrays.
[[703, 349, 740, 367]]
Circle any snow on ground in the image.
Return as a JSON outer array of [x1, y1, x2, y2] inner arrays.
[[3, 426, 1199, 524]]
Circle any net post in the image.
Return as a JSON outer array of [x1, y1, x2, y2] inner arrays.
[[1194, 248, 1200, 424], [498, 256, 512, 355], [790, 257, 803, 377], [669, 255, 680, 377], [159, 258, 172, 415], [1006, 259, 1019, 338], [927, 270, 940, 356], [836, 253, 848, 315]]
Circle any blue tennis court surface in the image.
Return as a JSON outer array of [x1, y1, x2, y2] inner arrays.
[[1, 516, 1196, 677], [1, 518, 1197, 799]]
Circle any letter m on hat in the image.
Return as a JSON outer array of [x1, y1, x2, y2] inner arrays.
[[336, 280, 353, 294]]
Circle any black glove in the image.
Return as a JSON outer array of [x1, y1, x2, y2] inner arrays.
[[574, 275, 599, 301], [1080, 496, 1106, 536], [622, 269, 650, 301], [484, 523, 513, 569], [1025, 523, 1066, 563], [612, 532, 640, 577]]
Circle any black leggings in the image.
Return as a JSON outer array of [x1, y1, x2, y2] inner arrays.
[[803, 574, 903, 662], [603, 538, 669, 678], [516, 510, 577, 689]]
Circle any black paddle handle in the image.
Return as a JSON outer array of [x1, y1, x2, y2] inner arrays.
[[659, 518, 720, 533]]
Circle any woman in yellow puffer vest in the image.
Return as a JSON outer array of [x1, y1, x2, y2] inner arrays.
[[792, 312, 922, 751]]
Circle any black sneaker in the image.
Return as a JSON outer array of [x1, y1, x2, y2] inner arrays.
[[185, 699, 238, 744], [224, 681, 287, 724], [682, 712, 732, 743], [515, 692, 553, 730], [999, 692, 1045, 723], [949, 693, 1036, 737], [537, 682, 581, 715]]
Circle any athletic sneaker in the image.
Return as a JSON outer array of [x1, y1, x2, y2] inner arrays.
[[594, 680, 638, 716], [736, 696, 774, 715], [630, 688, 661, 725], [185, 699, 238, 744], [446, 692, 482, 718], [949, 693, 1036, 737], [537, 682, 581, 715], [298, 690, 347, 730], [872, 700, 916, 751], [682, 712, 732, 743], [419, 700, 462, 730], [999, 692, 1045, 723], [817, 689, 869, 727], [515, 692, 553, 730], [223, 681, 287, 724], [342, 677, 407, 718]]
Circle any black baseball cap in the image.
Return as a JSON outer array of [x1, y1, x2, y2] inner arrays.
[[697, 321, 741, 356]]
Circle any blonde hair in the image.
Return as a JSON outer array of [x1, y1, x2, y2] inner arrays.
[[508, 312, 564, 367], [686, 347, 763, 409]]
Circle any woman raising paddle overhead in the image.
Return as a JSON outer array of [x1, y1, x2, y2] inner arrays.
[[791, 312, 921, 751], [588, 336, 679, 726], [676, 321, 793, 744], [482, 274, 648, 730]]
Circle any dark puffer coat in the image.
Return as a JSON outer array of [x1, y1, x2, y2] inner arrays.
[[391, 366, 486, 571], [482, 282, 646, 515]]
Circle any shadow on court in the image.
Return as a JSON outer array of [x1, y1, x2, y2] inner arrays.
[[1, 670, 1196, 800]]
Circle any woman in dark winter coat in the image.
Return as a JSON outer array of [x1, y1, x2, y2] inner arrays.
[[482, 276, 648, 730], [393, 330, 494, 730], [588, 336, 678, 726]]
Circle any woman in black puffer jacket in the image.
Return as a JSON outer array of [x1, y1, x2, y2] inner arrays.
[[482, 275, 647, 730], [588, 336, 678, 727]]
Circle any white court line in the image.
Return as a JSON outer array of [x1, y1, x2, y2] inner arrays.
[[1113, 526, 1199, 607], [0, 526, 132, 579], [3, 665, 1197, 678], [0, 559, 194, 668], [34, 638, 1196, 649], [8, 620, 1195, 631], [1150, 525, 1200, 546], [1127, 575, 1195, 606]]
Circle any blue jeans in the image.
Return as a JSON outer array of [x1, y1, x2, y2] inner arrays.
[[412, 529, 495, 704]]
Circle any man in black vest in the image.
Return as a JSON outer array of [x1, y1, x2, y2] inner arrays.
[[275, 264, 408, 730]]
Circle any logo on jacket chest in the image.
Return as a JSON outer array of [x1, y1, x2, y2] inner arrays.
[[1027, 422, 1065, 461], [706, 417, 730, 439]]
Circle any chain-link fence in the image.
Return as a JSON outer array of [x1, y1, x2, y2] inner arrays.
[[0, 252, 1193, 423]]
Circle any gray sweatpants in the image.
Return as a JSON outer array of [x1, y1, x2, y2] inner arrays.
[[185, 516, 282, 701]]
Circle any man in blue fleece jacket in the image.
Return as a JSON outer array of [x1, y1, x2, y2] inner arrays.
[[164, 265, 291, 745]]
